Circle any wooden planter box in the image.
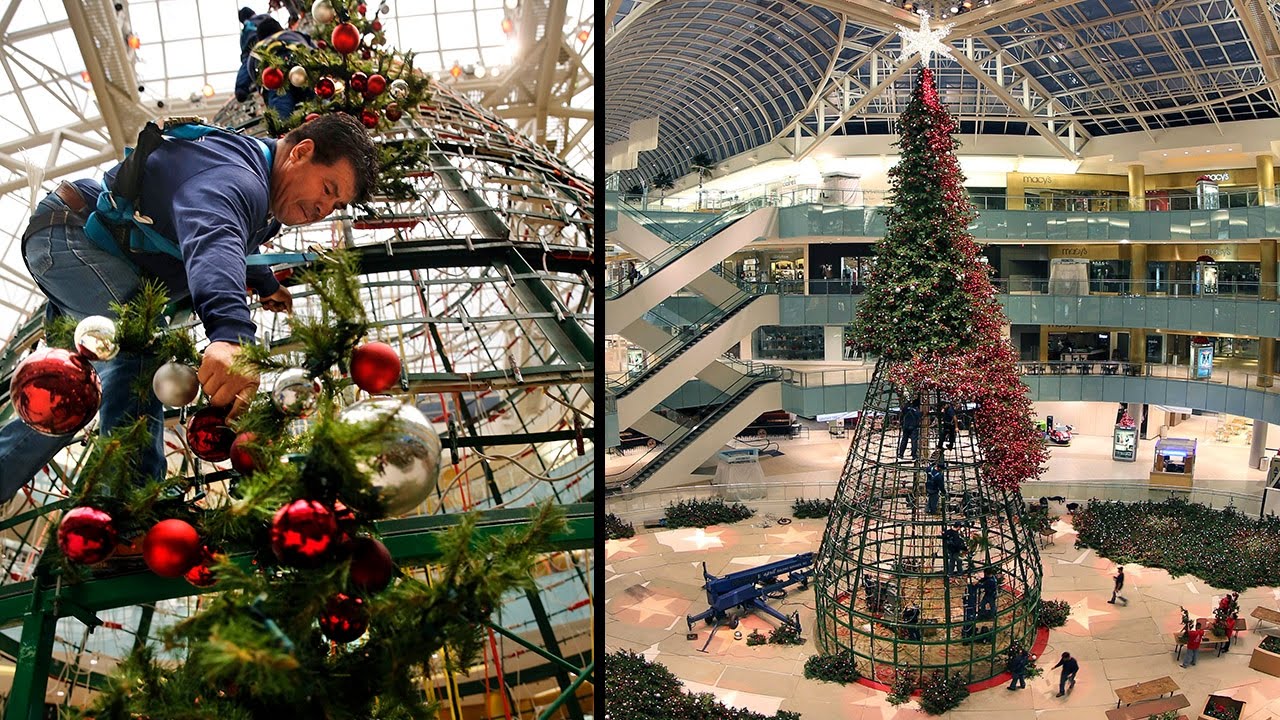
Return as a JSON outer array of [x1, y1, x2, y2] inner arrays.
[[1199, 694, 1245, 720], [1249, 645, 1280, 676]]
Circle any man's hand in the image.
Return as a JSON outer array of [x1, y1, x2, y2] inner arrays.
[[260, 285, 293, 314], [198, 341, 259, 418]]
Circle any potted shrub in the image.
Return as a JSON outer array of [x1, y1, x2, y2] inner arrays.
[[1249, 634, 1280, 676], [1200, 694, 1244, 720]]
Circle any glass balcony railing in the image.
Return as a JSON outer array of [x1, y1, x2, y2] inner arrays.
[[795, 277, 1278, 298]]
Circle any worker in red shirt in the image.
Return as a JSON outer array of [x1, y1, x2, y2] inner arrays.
[[1181, 626, 1205, 668]]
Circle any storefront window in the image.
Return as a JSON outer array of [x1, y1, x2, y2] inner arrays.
[[1088, 260, 1130, 294], [756, 326, 823, 361]]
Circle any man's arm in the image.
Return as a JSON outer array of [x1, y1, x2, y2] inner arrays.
[[234, 55, 255, 103]]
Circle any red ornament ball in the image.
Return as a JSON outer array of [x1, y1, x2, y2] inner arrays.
[[143, 519, 201, 578], [384, 102, 402, 122], [187, 406, 235, 462], [184, 546, 219, 587], [261, 66, 285, 90], [12, 347, 102, 436], [348, 536, 395, 593], [360, 108, 380, 128], [316, 39, 328, 49], [371, 19, 382, 32], [319, 592, 368, 642], [349, 72, 368, 93], [304, 112, 321, 123], [271, 499, 337, 568], [357, 2, 367, 13], [57, 506, 117, 564], [366, 73, 386, 95], [350, 341, 401, 393], [315, 77, 335, 98], [229, 431, 262, 475], [331, 22, 361, 54]]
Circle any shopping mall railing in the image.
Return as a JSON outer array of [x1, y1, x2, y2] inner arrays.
[[604, 480, 1267, 520]]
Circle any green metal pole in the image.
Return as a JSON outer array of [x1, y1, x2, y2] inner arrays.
[[524, 590, 585, 720], [485, 620, 581, 675], [132, 605, 155, 654], [5, 580, 55, 720], [536, 661, 594, 720]]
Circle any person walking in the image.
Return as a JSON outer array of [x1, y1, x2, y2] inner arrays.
[[941, 400, 958, 450], [1108, 566, 1127, 605], [925, 459, 945, 514], [897, 398, 920, 460], [1007, 646, 1031, 690], [1181, 626, 1205, 668], [1052, 651, 1078, 697]]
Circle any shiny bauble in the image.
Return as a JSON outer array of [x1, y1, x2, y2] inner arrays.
[[186, 406, 235, 462], [57, 506, 117, 564], [74, 315, 118, 361], [332, 78, 345, 96], [349, 72, 368, 93], [360, 108, 379, 129], [272, 368, 321, 417], [152, 361, 200, 407], [315, 77, 335, 99], [384, 103, 402, 122], [229, 431, 263, 475], [388, 78, 409, 99], [143, 519, 201, 578], [319, 592, 368, 643], [350, 341, 401, 393], [288, 65, 308, 88], [338, 398, 442, 516], [184, 546, 219, 587], [370, 19, 382, 32], [270, 498, 337, 568], [357, 2, 367, 14], [331, 22, 361, 54], [12, 347, 101, 436], [310, 0, 336, 24], [261, 66, 285, 91], [366, 73, 386, 95], [348, 536, 394, 593], [379, 3, 389, 14]]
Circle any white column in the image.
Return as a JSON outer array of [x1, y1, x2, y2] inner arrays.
[[739, 332, 754, 360], [1251, 420, 1268, 470], [824, 325, 843, 362]]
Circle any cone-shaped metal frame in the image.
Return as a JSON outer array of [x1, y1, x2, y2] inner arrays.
[[814, 361, 1043, 685]]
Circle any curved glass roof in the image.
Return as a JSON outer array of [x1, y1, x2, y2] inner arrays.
[[606, 0, 1280, 187]]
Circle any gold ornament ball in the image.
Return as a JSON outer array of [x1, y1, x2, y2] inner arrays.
[[288, 65, 308, 88], [311, 0, 336, 24], [338, 398, 442, 517], [74, 315, 119, 361], [388, 78, 409, 100]]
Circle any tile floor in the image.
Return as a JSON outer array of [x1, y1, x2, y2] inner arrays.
[[605, 515, 1280, 719]]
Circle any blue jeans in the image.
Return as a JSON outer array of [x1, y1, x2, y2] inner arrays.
[[0, 191, 165, 502], [1181, 647, 1198, 667], [1058, 670, 1076, 694]]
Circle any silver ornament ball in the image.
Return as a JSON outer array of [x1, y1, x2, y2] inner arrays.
[[311, 0, 336, 24], [338, 398, 442, 517], [272, 368, 321, 417], [74, 316, 119, 361], [388, 78, 409, 100], [152, 361, 200, 407], [289, 65, 308, 88]]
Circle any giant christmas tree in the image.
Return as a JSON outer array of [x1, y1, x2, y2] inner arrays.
[[811, 67, 1048, 688]]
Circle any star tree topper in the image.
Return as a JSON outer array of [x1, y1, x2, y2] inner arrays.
[[896, 11, 954, 66]]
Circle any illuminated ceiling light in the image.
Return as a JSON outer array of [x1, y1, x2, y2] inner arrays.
[[449, 62, 463, 79], [501, 17, 514, 34], [202, 83, 215, 97], [56, 691, 65, 697], [504, 0, 517, 8], [474, 65, 487, 78], [950, 6, 959, 12], [126, 33, 141, 49], [577, 28, 590, 42], [962, 0, 972, 7]]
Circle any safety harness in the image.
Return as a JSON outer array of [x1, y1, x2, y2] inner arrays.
[[82, 119, 314, 266]]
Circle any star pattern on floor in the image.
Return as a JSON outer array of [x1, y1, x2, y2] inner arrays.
[[618, 594, 682, 623], [655, 528, 726, 552], [606, 537, 642, 559], [766, 526, 819, 545], [1050, 518, 1079, 541], [1069, 597, 1111, 630]]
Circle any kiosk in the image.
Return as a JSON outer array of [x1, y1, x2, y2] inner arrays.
[[1113, 426, 1138, 462], [1150, 437, 1196, 488]]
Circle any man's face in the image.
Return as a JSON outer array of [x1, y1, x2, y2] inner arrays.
[[270, 138, 358, 226]]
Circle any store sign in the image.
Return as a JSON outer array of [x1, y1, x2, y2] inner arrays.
[[1023, 176, 1054, 184], [1202, 172, 1230, 182], [1112, 427, 1138, 462], [1194, 344, 1214, 379]]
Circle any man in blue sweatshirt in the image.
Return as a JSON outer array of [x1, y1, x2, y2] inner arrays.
[[235, 16, 317, 121], [0, 112, 379, 503]]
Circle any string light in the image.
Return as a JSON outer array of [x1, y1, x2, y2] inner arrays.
[[449, 62, 463, 79], [501, 17, 513, 33], [126, 33, 141, 49], [577, 28, 590, 42], [201, 83, 215, 97]]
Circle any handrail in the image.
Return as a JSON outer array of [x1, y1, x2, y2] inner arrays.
[[613, 184, 1280, 214]]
